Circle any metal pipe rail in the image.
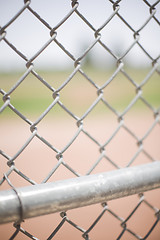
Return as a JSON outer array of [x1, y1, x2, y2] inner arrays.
[[0, 161, 160, 224]]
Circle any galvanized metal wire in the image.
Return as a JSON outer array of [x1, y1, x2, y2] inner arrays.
[[0, 0, 160, 239]]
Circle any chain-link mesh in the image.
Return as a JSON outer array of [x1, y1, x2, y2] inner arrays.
[[0, 0, 160, 239]]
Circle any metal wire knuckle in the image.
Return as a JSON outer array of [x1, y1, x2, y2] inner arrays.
[[3, 93, 10, 102], [7, 160, 15, 167], [0, 28, 6, 40], [94, 31, 101, 38], [24, 0, 31, 4], [56, 152, 63, 160], [26, 61, 34, 69], [60, 212, 67, 218], [113, 0, 121, 11], [155, 210, 160, 220], [50, 29, 57, 37], [121, 221, 127, 228], [74, 59, 81, 68], [30, 124, 37, 133], [133, 31, 140, 40], [71, 0, 79, 8], [149, 5, 156, 14], [52, 91, 60, 99]]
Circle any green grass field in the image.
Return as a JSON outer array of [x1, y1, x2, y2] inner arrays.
[[0, 67, 160, 119]]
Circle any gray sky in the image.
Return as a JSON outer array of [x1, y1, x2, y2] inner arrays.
[[0, 0, 159, 71]]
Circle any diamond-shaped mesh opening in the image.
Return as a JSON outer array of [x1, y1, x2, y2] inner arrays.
[[37, 109, 78, 150], [9, 72, 54, 119], [118, 0, 149, 29], [124, 99, 155, 138], [88, 211, 122, 239], [103, 71, 135, 113], [78, 0, 112, 28], [4, 10, 50, 59], [63, 131, 100, 175], [55, 13, 95, 58], [14, 136, 58, 184], [100, 15, 134, 55], [105, 126, 138, 167], [92, 208, 124, 239], [59, 71, 97, 116], [84, 101, 118, 143], [126, 201, 158, 238]]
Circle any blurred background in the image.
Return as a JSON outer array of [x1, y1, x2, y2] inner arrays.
[[0, 0, 160, 239], [0, 0, 160, 72]]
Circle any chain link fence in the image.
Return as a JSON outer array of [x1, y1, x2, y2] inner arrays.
[[0, 0, 160, 239]]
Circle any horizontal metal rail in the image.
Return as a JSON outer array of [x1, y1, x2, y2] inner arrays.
[[0, 161, 160, 224]]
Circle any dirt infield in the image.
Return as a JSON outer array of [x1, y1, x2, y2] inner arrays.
[[0, 112, 160, 239]]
